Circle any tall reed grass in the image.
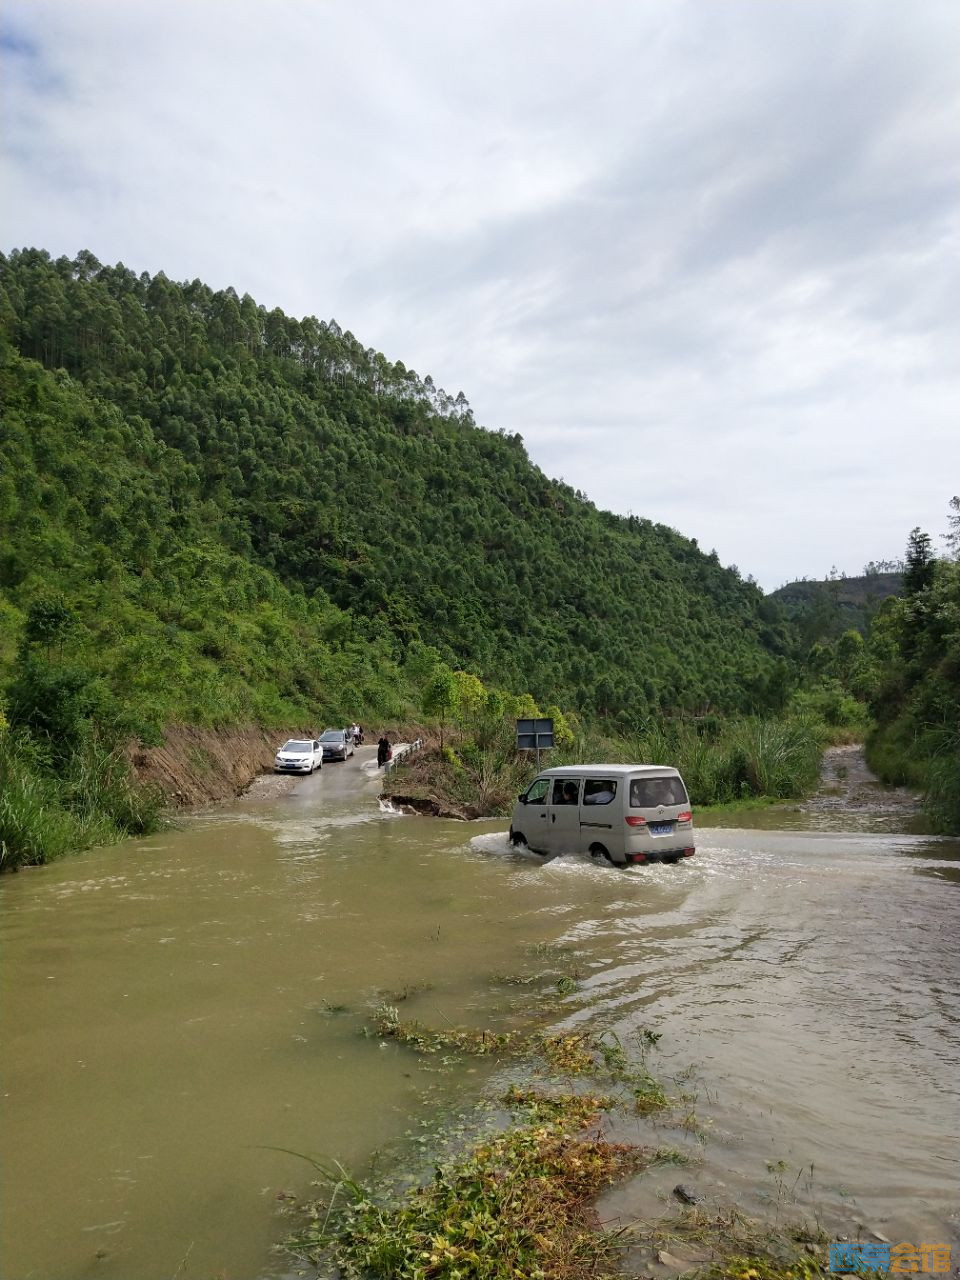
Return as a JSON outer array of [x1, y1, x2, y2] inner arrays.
[[0, 731, 163, 871], [64, 736, 164, 835], [399, 714, 826, 816], [630, 716, 825, 805], [868, 722, 960, 835], [922, 727, 960, 835], [0, 742, 82, 868]]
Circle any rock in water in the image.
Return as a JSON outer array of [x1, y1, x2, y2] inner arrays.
[[672, 1183, 702, 1205]]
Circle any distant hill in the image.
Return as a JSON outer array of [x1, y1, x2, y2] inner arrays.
[[0, 248, 796, 736], [768, 573, 903, 644]]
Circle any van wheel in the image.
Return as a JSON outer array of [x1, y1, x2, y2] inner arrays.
[[510, 829, 527, 849], [589, 843, 612, 863]]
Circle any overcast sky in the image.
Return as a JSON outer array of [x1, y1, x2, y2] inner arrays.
[[3, 1, 958, 589]]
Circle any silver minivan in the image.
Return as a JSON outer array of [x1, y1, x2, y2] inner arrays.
[[509, 764, 694, 866]]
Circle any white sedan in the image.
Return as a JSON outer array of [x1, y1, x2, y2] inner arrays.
[[273, 739, 324, 773]]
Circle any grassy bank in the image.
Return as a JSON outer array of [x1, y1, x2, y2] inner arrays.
[[629, 717, 825, 805], [385, 714, 828, 819], [867, 720, 960, 835], [0, 728, 163, 870]]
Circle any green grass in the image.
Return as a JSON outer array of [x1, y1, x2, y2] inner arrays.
[[867, 720, 960, 835], [287, 1104, 840, 1280], [0, 729, 163, 870], [697, 795, 783, 815], [371, 1007, 673, 1096], [387, 714, 829, 820], [630, 716, 825, 806], [927, 744, 960, 833], [0, 740, 84, 868]]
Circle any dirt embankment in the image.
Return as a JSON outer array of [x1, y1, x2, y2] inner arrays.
[[129, 724, 315, 808], [380, 734, 509, 820]]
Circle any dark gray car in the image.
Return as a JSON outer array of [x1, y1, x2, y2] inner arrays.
[[318, 729, 354, 761]]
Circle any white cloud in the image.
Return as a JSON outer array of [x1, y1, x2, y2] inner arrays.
[[3, 0, 958, 587]]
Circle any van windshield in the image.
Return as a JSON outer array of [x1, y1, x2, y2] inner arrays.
[[630, 776, 688, 807]]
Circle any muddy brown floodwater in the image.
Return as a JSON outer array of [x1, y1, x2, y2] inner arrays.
[[1, 746, 957, 1279]]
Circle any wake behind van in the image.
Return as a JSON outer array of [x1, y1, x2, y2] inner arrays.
[[509, 764, 694, 866]]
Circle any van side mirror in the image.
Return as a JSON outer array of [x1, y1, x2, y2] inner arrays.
[[518, 793, 527, 804]]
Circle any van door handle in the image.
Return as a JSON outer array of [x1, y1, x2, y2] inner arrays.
[[550, 814, 556, 823]]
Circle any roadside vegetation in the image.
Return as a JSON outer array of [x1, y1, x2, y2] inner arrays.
[[289, 1089, 647, 1280], [0, 724, 162, 869], [384, 669, 831, 818], [862, 514, 960, 832], [760, 505, 960, 835]]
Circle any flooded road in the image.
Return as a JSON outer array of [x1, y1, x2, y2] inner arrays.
[[1, 748, 958, 1279]]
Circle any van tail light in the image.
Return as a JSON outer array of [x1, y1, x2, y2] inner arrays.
[[682, 848, 695, 858], [677, 811, 692, 824], [631, 853, 647, 863], [625, 816, 646, 827]]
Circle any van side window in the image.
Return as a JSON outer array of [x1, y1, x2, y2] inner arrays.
[[583, 779, 616, 805], [629, 777, 689, 807], [525, 778, 549, 804], [551, 780, 580, 805]]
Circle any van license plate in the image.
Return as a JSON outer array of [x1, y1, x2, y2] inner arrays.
[[650, 822, 673, 835]]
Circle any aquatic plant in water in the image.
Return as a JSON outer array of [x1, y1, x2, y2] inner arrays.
[[289, 1089, 646, 1279]]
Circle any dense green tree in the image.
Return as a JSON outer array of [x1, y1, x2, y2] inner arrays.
[[22, 597, 75, 657], [904, 527, 936, 597], [422, 666, 458, 750], [942, 496, 960, 560]]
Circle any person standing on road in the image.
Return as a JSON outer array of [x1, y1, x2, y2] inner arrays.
[[377, 735, 391, 767]]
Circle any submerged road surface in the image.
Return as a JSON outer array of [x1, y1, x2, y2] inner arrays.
[[1, 749, 957, 1279]]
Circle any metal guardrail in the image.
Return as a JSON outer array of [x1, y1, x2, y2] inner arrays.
[[383, 738, 424, 772]]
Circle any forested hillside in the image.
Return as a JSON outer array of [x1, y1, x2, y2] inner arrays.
[[0, 248, 794, 737], [770, 572, 903, 645]]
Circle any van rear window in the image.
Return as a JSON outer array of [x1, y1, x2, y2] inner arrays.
[[629, 776, 688, 807]]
